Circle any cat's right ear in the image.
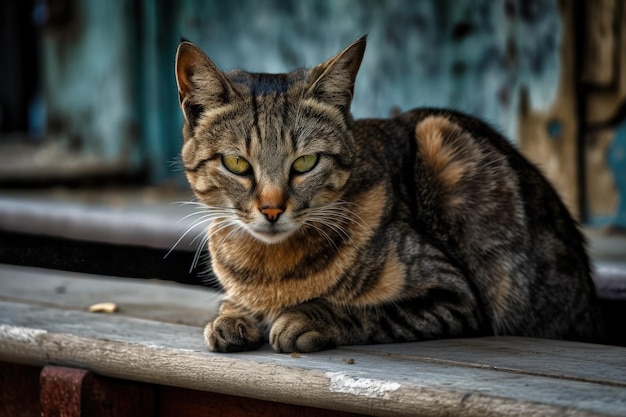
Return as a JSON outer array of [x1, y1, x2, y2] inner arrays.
[[175, 42, 233, 127], [305, 36, 367, 113]]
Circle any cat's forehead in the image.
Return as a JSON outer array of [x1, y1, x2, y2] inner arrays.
[[228, 69, 307, 96]]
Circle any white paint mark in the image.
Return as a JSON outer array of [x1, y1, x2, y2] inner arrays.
[[138, 342, 196, 353], [0, 325, 47, 343], [326, 372, 401, 399]]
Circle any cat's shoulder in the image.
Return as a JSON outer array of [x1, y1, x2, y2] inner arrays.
[[355, 107, 498, 134], [391, 108, 523, 159], [353, 108, 511, 150]]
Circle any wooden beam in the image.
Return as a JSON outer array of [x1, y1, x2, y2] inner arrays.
[[40, 366, 89, 417]]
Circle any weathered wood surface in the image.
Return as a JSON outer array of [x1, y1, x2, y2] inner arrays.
[[0, 188, 198, 250], [1, 264, 625, 416], [0, 264, 221, 326]]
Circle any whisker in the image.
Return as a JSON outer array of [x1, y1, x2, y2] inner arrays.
[[165, 215, 219, 258], [298, 200, 367, 248], [165, 204, 238, 259], [214, 222, 246, 254], [190, 233, 210, 273], [305, 222, 340, 253], [308, 216, 356, 247]]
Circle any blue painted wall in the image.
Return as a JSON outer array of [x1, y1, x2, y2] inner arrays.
[[607, 121, 626, 228], [178, 0, 562, 139], [41, 0, 563, 183]]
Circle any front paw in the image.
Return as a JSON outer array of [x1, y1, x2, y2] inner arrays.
[[204, 315, 264, 353], [269, 311, 336, 353]]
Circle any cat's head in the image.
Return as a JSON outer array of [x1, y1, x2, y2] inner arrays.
[[175, 37, 366, 244]]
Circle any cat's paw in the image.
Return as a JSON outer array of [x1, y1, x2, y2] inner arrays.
[[204, 315, 264, 352], [269, 312, 336, 353]]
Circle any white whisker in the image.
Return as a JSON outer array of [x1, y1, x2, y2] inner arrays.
[[166, 203, 239, 264], [190, 233, 210, 273], [306, 222, 340, 253], [298, 199, 365, 251], [214, 222, 246, 254]]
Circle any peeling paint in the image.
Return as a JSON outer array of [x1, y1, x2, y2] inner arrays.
[[0, 324, 47, 343], [326, 372, 401, 399]]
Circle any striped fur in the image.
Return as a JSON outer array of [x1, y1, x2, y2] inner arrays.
[[175, 37, 605, 353]]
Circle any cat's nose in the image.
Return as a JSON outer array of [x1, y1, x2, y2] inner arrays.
[[260, 206, 284, 223]]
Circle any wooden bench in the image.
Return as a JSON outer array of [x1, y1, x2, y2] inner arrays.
[[1, 263, 625, 417]]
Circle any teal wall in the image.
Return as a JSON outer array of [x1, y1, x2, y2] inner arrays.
[[41, 0, 563, 183], [178, 0, 561, 137]]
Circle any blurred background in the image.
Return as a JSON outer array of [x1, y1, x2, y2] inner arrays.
[[0, 0, 625, 283]]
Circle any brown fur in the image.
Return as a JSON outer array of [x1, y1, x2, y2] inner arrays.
[[175, 36, 605, 353]]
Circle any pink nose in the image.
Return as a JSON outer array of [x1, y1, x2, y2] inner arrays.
[[260, 207, 284, 222]]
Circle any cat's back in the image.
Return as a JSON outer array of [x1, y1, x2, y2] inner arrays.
[[352, 108, 603, 342]]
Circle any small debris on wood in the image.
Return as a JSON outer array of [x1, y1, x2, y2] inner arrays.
[[87, 302, 119, 313], [342, 358, 355, 365], [290, 352, 301, 358]]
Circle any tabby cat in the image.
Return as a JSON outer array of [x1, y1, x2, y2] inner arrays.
[[174, 36, 605, 353]]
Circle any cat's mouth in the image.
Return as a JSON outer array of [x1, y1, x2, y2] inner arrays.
[[246, 223, 296, 245]]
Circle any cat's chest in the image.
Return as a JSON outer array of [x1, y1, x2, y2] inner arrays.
[[210, 232, 355, 319], [214, 257, 346, 320]]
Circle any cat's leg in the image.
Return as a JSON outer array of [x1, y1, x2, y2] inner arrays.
[[269, 238, 485, 353], [204, 299, 266, 352]]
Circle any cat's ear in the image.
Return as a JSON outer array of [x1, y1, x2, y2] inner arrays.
[[175, 41, 233, 127], [306, 36, 366, 112]]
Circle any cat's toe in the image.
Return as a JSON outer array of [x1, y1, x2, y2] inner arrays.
[[269, 315, 335, 353], [204, 316, 263, 353]]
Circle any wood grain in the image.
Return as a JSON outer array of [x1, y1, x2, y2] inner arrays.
[[0, 264, 221, 327], [0, 264, 625, 416], [1, 300, 625, 417], [159, 387, 367, 417], [518, 0, 579, 217]]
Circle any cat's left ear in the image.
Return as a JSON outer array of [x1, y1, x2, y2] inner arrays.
[[306, 36, 366, 112], [175, 41, 234, 127]]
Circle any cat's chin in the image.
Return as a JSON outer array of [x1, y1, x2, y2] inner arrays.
[[246, 229, 295, 245]]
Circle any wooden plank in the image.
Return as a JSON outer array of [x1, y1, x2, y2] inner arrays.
[[0, 264, 221, 327], [0, 188, 197, 250], [0, 362, 40, 417], [349, 337, 626, 387], [581, 0, 618, 86], [40, 363, 158, 417], [517, 0, 579, 217], [0, 264, 624, 379], [76, 368, 157, 417], [584, 1, 626, 125], [159, 387, 367, 417], [1, 300, 625, 417]]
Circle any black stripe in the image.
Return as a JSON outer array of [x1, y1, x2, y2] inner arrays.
[[251, 92, 262, 146], [185, 157, 214, 173], [191, 186, 219, 198], [418, 233, 491, 331], [381, 303, 408, 337], [299, 104, 347, 134], [376, 313, 399, 342]]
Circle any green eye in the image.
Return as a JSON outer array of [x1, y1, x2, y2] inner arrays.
[[222, 155, 252, 175], [291, 154, 319, 174]]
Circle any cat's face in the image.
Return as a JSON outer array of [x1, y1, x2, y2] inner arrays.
[[175, 38, 366, 244]]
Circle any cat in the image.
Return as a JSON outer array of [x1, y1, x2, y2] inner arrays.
[[174, 36, 605, 353]]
